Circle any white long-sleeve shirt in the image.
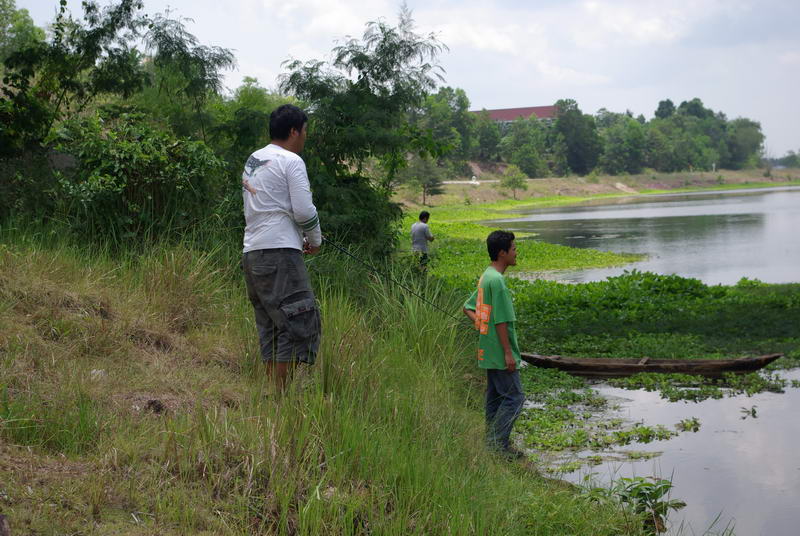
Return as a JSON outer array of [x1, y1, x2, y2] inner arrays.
[[242, 144, 322, 253]]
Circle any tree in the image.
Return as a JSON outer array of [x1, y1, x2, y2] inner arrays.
[[547, 132, 570, 176], [280, 5, 447, 187], [644, 121, 678, 172], [677, 98, 713, 119], [1, 0, 151, 155], [654, 99, 675, 120], [418, 86, 475, 161], [399, 156, 445, 205], [554, 99, 601, 175], [726, 118, 764, 169], [473, 110, 501, 161], [0, 0, 44, 64], [278, 6, 447, 251], [142, 13, 235, 140], [207, 77, 293, 174], [599, 117, 645, 175], [498, 117, 547, 177], [500, 164, 528, 199], [775, 150, 799, 168]]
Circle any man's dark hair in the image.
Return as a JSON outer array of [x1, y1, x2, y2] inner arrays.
[[269, 104, 308, 140], [419, 210, 430, 221], [487, 230, 515, 261]]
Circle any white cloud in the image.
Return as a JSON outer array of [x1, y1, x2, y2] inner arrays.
[[436, 21, 520, 55], [536, 60, 610, 86], [779, 51, 800, 65]]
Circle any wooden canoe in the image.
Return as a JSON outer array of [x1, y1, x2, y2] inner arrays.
[[520, 352, 783, 378]]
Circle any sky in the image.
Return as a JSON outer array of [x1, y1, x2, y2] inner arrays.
[[21, 0, 800, 156]]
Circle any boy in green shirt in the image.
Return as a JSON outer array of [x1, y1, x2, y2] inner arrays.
[[463, 230, 526, 459]]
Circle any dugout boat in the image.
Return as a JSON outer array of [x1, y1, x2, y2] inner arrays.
[[520, 352, 783, 378]]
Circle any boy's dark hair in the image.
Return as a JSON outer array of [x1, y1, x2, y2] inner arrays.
[[487, 230, 515, 261], [269, 104, 308, 140], [419, 210, 430, 221]]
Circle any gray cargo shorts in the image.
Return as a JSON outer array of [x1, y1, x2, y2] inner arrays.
[[242, 248, 321, 364]]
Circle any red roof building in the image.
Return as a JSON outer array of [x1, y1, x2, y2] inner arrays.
[[472, 105, 558, 123]]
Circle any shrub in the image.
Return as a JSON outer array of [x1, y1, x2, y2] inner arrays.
[[51, 112, 225, 241]]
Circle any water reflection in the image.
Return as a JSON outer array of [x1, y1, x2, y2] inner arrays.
[[564, 370, 800, 535], [496, 187, 800, 284]]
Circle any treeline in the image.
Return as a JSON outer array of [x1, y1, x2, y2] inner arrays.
[[0, 0, 784, 253], [408, 91, 768, 183], [766, 151, 800, 168]]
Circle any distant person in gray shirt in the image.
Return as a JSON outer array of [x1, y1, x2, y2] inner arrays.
[[411, 211, 435, 268]]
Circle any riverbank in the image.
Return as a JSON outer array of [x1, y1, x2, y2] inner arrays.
[[397, 167, 800, 208], [0, 229, 648, 535]]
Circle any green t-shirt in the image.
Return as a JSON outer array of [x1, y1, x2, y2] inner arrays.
[[463, 266, 521, 370]]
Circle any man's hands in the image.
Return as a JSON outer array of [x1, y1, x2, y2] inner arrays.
[[504, 351, 516, 373], [303, 237, 320, 255], [242, 178, 256, 194], [463, 307, 478, 327], [495, 322, 516, 372]]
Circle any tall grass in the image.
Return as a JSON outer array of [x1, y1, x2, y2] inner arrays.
[[0, 224, 644, 534]]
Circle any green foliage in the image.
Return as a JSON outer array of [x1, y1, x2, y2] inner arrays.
[[207, 77, 294, 174], [599, 117, 646, 175], [726, 117, 764, 169], [277, 8, 448, 252], [515, 366, 681, 455], [499, 117, 548, 177], [312, 171, 402, 256], [676, 417, 701, 432], [1, 0, 151, 155], [397, 155, 446, 205], [473, 109, 501, 160], [140, 12, 235, 140], [500, 163, 529, 199], [279, 6, 447, 186], [1, 0, 235, 159], [50, 111, 225, 240], [770, 149, 800, 168], [609, 371, 788, 402], [0, 0, 44, 64], [418, 86, 476, 162], [500, 270, 800, 363], [611, 477, 686, 528], [431, 237, 636, 289], [555, 98, 602, 175], [654, 99, 675, 120]]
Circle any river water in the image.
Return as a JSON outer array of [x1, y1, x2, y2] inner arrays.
[[495, 186, 800, 285], [561, 370, 800, 536], [498, 186, 800, 533]]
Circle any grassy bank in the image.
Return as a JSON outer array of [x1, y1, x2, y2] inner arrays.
[[0, 229, 647, 535]]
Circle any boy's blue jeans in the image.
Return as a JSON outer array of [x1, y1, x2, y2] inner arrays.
[[485, 369, 526, 450]]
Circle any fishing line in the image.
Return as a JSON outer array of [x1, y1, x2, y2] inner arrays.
[[320, 236, 462, 322]]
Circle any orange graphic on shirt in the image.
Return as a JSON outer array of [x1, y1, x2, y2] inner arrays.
[[477, 348, 485, 361], [475, 283, 492, 335]]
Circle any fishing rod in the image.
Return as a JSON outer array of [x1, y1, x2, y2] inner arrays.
[[319, 236, 463, 322]]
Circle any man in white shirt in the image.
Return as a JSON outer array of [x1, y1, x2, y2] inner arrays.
[[410, 210, 434, 268], [241, 104, 322, 391]]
